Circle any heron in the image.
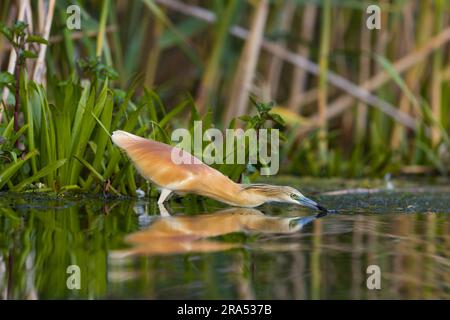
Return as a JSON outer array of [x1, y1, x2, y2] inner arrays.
[[112, 130, 327, 212]]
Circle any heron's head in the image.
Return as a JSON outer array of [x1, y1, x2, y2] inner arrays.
[[241, 184, 327, 212], [277, 186, 327, 212]]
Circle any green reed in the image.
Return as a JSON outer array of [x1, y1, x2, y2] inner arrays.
[[1, 0, 450, 187]]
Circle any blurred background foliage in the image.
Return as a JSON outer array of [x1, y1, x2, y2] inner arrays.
[[1, 0, 450, 194]]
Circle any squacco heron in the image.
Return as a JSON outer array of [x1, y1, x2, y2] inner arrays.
[[112, 130, 326, 211]]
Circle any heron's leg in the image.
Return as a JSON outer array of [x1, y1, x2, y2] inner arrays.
[[158, 188, 172, 205], [158, 203, 171, 217]]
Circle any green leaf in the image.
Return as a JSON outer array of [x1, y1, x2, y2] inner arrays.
[[22, 50, 38, 59], [74, 155, 104, 182], [13, 21, 28, 35], [278, 131, 287, 142], [0, 149, 38, 189], [83, 96, 114, 190], [26, 35, 48, 45], [78, 57, 118, 80], [250, 96, 274, 114], [0, 23, 13, 42], [2, 117, 15, 138], [268, 112, 286, 126], [159, 100, 188, 128], [13, 159, 67, 191], [10, 124, 29, 145], [0, 72, 15, 86], [74, 155, 120, 195], [238, 115, 252, 122], [91, 111, 111, 137]]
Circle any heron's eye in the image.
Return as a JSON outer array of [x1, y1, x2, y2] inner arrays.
[[290, 193, 299, 200]]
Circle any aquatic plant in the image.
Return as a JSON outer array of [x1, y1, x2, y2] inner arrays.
[[0, 0, 449, 194]]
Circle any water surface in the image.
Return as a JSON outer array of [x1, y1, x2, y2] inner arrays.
[[0, 178, 449, 299]]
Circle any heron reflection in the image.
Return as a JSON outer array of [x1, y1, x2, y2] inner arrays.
[[111, 205, 329, 257]]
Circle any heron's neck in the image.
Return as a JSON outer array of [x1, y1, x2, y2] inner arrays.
[[196, 181, 277, 207], [216, 183, 278, 207]]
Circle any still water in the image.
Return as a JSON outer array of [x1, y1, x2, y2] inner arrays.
[[0, 178, 449, 299]]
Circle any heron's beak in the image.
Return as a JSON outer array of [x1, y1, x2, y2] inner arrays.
[[298, 195, 327, 212], [289, 215, 317, 231]]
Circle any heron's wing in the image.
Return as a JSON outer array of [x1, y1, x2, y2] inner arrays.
[[127, 208, 265, 240], [112, 130, 234, 191]]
